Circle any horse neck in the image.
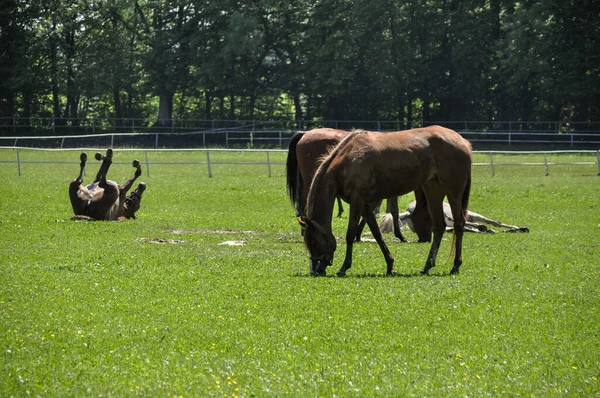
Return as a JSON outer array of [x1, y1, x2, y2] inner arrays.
[[306, 174, 337, 230]]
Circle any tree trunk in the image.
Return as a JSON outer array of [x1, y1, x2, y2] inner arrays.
[[157, 92, 173, 127], [293, 93, 303, 121], [204, 91, 212, 119]]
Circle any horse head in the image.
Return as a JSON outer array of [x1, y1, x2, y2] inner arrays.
[[299, 217, 337, 276]]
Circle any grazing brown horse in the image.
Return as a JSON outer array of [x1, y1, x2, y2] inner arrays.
[[301, 126, 472, 276], [286, 128, 410, 242], [69, 149, 146, 221]]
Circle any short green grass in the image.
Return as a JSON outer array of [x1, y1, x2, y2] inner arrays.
[[1, 149, 599, 396]]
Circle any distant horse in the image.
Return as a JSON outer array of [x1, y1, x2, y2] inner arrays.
[[69, 148, 146, 221], [286, 128, 412, 242], [300, 126, 472, 276], [379, 201, 530, 234]]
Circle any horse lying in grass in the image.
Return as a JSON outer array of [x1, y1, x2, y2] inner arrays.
[[301, 126, 472, 277], [287, 128, 421, 242], [69, 148, 146, 221], [379, 201, 530, 234]]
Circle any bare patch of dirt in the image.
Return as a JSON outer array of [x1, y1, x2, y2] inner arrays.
[[218, 240, 247, 246], [134, 238, 185, 244], [170, 229, 259, 235]]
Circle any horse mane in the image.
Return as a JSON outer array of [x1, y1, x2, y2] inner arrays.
[[305, 130, 366, 219]]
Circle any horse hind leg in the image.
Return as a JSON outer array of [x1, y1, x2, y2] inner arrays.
[[94, 148, 113, 183], [447, 195, 467, 275], [421, 185, 446, 275], [69, 152, 88, 215]]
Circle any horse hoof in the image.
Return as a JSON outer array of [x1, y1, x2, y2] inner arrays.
[[386, 269, 397, 276], [450, 268, 460, 275], [95, 152, 103, 161], [80, 152, 87, 162], [420, 269, 430, 275], [132, 159, 140, 168], [336, 271, 346, 277]]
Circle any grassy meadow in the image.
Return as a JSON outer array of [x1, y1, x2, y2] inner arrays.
[[0, 148, 599, 396]]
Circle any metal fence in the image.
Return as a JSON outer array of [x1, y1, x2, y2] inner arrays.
[[2, 147, 599, 177], [1, 118, 600, 148]]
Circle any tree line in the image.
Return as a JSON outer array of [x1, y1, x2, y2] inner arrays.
[[1, 0, 598, 129]]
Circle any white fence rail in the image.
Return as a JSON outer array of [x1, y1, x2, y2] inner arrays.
[[1, 147, 599, 177], [1, 127, 600, 148]]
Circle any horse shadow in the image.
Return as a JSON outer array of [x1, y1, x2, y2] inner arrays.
[[292, 271, 455, 278]]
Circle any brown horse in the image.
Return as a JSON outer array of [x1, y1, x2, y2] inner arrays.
[[300, 126, 472, 276], [69, 148, 146, 221], [286, 128, 411, 242]]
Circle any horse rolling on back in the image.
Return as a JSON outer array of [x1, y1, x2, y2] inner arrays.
[[379, 200, 530, 234], [69, 148, 146, 221], [300, 126, 472, 276]]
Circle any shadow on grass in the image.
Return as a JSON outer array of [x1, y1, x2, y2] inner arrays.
[[292, 271, 455, 278]]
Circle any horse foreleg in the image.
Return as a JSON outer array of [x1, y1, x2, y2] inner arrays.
[[363, 210, 395, 275], [337, 204, 363, 277], [336, 197, 344, 218], [355, 218, 366, 242], [118, 159, 142, 209], [467, 211, 529, 232], [386, 197, 407, 242]]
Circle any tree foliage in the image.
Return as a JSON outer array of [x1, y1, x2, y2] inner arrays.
[[1, 0, 598, 125]]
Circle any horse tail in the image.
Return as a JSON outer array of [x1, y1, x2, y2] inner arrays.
[[286, 131, 304, 208]]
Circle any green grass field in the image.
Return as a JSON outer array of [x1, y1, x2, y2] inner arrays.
[[1, 149, 599, 396]]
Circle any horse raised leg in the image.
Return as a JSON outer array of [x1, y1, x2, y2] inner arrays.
[[69, 152, 88, 215], [94, 148, 113, 183], [117, 160, 146, 219]]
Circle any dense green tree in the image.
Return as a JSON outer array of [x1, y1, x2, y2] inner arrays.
[[1, 0, 598, 127]]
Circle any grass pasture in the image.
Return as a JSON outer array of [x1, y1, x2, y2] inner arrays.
[[1, 149, 599, 396]]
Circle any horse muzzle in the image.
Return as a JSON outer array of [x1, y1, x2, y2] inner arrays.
[[309, 258, 330, 276]]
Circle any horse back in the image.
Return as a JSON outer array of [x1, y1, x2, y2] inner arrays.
[[334, 126, 471, 201]]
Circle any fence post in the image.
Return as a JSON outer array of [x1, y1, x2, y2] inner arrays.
[[145, 150, 150, 177], [596, 150, 600, 175], [266, 151, 272, 177], [226, 132, 229, 148], [206, 150, 213, 178], [489, 152, 495, 176], [203, 131, 206, 147], [111, 134, 114, 148], [155, 133, 159, 148], [16, 148, 21, 176], [544, 153, 549, 176]]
